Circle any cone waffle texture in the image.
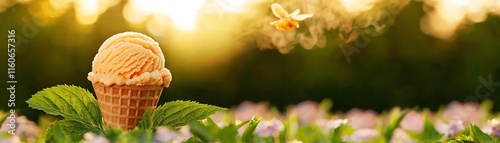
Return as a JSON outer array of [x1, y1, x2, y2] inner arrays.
[[92, 83, 163, 130]]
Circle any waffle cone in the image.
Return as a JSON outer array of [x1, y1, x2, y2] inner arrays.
[[92, 83, 163, 130]]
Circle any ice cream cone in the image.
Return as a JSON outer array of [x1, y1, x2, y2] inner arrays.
[[88, 32, 172, 130], [92, 82, 163, 130]]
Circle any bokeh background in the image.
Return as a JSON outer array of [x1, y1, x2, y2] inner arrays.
[[1, 0, 500, 122]]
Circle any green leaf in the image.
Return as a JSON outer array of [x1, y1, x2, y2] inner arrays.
[[59, 119, 102, 141], [184, 137, 203, 143], [189, 121, 218, 143], [456, 134, 474, 141], [205, 117, 222, 132], [384, 109, 408, 141], [137, 109, 154, 130], [218, 124, 238, 143], [152, 100, 224, 128], [297, 126, 323, 143], [0, 113, 9, 130], [283, 112, 299, 141], [319, 98, 333, 112], [242, 117, 261, 143], [236, 120, 250, 129], [469, 123, 493, 143], [117, 129, 153, 143], [0, 131, 13, 139], [331, 124, 346, 143], [481, 99, 494, 113], [103, 128, 123, 143], [418, 116, 443, 142], [26, 85, 103, 129], [44, 121, 75, 143]]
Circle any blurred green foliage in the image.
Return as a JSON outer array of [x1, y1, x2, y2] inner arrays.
[[1, 2, 500, 122]]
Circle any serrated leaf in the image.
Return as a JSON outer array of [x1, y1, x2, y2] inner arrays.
[[470, 123, 493, 143], [152, 101, 224, 128], [456, 134, 474, 141], [138, 109, 153, 130], [44, 120, 101, 142], [59, 119, 102, 141], [26, 85, 103, 129], [242, 117, 261, 143]]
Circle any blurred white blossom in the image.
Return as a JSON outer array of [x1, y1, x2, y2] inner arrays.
[[235, 101, 269, 121], [154, 126, 192, 143], [154, 127, 180, 143], [255, 119, 284, 137], [348, 128, 379, 142], [400, 111, 424, 133], [291, 101, 325, 125], [390, 128, 416, 143], [443, 101, 486, 124], [0, 115, 40, 143], [256, 0, 410, 53], [482, 118, 500, 138], [315, 118, 348, 132], [0, 136, 21, 143], [346, 109, 378, 129], [435, 120, 465, 137], [81, 132, 109, 143]]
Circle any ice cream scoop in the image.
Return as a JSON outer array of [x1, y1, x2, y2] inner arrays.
[[88, 31, 172, 87]]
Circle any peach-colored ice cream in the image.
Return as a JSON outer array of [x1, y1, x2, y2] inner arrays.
[[87, 32, 172, 87]]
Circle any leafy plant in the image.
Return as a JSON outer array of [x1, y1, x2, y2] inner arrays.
[[26, 85, 224, 143]]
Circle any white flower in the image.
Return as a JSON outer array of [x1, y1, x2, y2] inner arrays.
[[443, 101, 486, 124], [390, 128, 416, 143], [0, 136, 21, 143], [292, 101, 325, 125], [348, 129, 379, 142], [270, 3, 313, 31], [255, 119, 284, 137], [154, 127, 180, 143], [435, 120, 465, 137], [315, 119, 348, 132], [400, 111, 424, 133], [81, 132, 109, 143], [154, 126, 192, 143], [482, 119, 500, 137], [346, 109, 378, 129], [0, 116, 40, 143], [235, 101, 269, 121]]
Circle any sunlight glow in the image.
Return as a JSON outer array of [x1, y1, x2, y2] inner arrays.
[[125, 0, 205, 32], [421, 0, 500, 40], [72, 0, 119, 25], [339, 0, 378, 14], [206, 0, 250, 12], [74, 0, 99, 25]]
